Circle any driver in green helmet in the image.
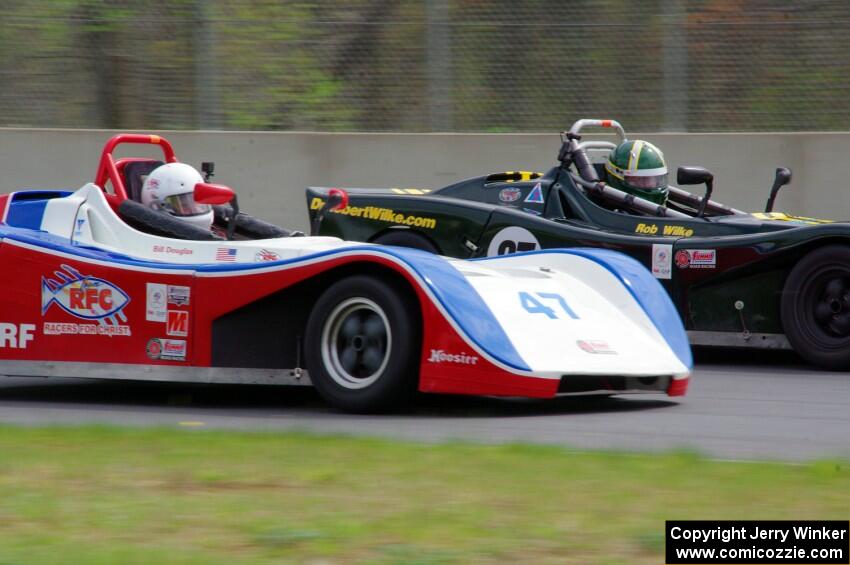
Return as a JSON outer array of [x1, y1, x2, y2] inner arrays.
[[603, 139, 669, 205]]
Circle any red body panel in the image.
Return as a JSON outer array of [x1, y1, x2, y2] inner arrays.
[[0, 242, 193, 365]]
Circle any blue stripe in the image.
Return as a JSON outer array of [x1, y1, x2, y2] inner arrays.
[[473, 248, 693, 370], [0, 226, 530, 372], [5, 191, 73, 230], [5, 200, 48, 230], [371, 247, 530, 371]]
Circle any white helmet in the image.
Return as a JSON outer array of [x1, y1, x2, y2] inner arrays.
[[140, 163, 213, 229]]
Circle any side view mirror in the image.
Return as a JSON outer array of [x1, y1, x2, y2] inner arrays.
[[195, 182, 239, 240], [764, 167, 792, 213], [677, 166, 713, 186], [677, 166, 714, 218], [310, 188, 349, 236], [194, 182, 235, 206], [325, 188, 349, 212]]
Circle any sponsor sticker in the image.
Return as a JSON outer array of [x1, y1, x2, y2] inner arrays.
[[146, 283, 167, 322], [652, 243, 673, 280], [428, 349, 479, 365], [42, 265, 130, 325], [498, 187, 522, 203], [146, 338, 187, 361], [146, 338, 163, 359], [0, 323, 35, 349], [675, 249, 716, 269], [254, 249, 281, 262], [166, 310, 189, 337], [216, 247, 237, 262], [524, 182, 544, 204], [167, 285, 190, 307], [576, 339, 617, 355]]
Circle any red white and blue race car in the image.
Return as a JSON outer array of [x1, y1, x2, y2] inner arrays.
[[0, 134, 691, 412]]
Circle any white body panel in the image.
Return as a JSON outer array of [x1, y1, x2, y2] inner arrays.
[[454, 255, 689, 377]]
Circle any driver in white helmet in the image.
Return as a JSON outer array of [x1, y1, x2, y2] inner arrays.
[[140, 162, 214, 230]]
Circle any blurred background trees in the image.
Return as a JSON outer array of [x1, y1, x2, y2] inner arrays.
[[1, 0, 848, 132]]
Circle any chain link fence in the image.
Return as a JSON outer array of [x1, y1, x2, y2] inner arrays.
[[1, 0, 849, 132]]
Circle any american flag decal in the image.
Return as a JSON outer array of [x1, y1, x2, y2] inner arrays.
[[215, 248, 237, 262]]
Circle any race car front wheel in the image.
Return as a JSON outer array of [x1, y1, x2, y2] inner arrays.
[[781, 245, 850, 369], [305, 275, 420, 412]]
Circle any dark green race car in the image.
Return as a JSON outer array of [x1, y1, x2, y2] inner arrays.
[[307, 119, 850, 370]]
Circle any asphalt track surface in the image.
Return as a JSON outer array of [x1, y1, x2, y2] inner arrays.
[[0, 350, 848, 462]]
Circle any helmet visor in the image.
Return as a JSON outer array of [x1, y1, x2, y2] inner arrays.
[[161, 193, 211, 217], [624, 172, 668, 191]]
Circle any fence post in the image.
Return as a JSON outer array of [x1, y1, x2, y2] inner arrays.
[[426, 0, 452, 131], [662, 0, 688, 132], [194, 0, 221, 130]]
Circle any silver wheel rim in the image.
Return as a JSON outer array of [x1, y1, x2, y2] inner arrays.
[[321, 297, 392, 390]]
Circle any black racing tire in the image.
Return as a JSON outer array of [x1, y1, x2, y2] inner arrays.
[[304, 275, 421, 413], [118, 199, 221, 241], [781, 245, 850, 369], [372, 230, 440, 254], [213, 206, 302, 239]]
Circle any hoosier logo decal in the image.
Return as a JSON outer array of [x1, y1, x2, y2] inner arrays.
[[428, 349, 479, 365]]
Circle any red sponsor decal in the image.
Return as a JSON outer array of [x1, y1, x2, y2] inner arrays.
[[166, 310, 188, 337], [675, 249, 716, 269], [255, 249, 281, 262], [146, 338, 163, 359], [499, 188, 522, 203], [576, 339, 617, 355], [146, 338, 186, 361]]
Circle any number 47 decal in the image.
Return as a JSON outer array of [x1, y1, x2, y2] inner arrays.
[[519, 292, 579, 319]]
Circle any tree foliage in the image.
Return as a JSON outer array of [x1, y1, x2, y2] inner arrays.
[[2, 0, 849, 132]]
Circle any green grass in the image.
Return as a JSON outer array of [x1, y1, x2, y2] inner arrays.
[[0, 426, 846, 564]]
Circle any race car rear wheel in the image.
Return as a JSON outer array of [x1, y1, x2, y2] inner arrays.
[[781, 245, 850, 369], [305, 275, 420, 412], [372, 230, 440, 254]]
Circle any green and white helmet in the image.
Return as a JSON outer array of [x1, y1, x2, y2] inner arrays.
[[604, 140, 669, 205]]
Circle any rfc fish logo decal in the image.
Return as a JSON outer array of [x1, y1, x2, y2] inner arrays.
[[42, 264, 130, 325]]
